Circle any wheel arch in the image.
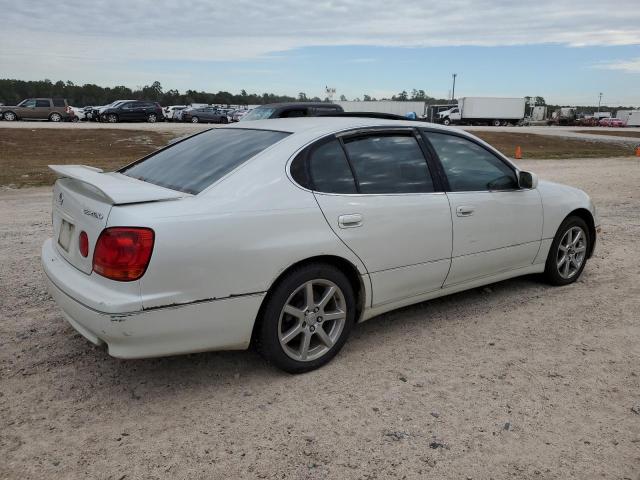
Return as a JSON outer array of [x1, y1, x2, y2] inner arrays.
[[566, 208, 596, 258], [250, 254, 367, 345]]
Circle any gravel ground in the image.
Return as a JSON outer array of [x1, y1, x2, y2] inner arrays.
[[1, 157, 639, 480]]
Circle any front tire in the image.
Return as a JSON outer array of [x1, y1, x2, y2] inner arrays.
[[256, 263, 356, 373], [191, 116, 199, 123], [544, 216, 590, 286], [3, 111, 17, 121], [492, 119, 502, 127], [106, 113, 118, 123], [442, 118, 451, 126]]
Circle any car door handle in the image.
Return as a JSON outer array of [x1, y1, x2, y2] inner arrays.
[[338, 214, 363, 228], [456, 205, 475, 217]]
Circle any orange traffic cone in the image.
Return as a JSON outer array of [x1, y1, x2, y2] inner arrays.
[[515, 145, 522, 160], [635, 145, 640, 157]]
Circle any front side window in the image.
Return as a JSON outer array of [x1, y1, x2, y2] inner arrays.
[[424, 132, 518, 191], [121, 129, 290, 194], [19, 99, 36, 108], [343, 134, 434, 194]]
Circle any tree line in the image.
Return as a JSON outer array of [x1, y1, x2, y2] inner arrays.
[[0, 79, 454, 107]]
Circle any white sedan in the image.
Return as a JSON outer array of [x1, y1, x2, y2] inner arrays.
[[42, 117, 599, 372]]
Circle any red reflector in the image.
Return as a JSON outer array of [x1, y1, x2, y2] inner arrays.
[[92, 227, 154, 281], [79, 231, 89, 257]]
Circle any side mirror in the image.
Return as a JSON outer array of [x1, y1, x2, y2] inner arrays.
[[518, 171, 538, 189]]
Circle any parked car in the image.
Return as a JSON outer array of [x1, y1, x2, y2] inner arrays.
[[231, 109, 251, 122], [69, 106, 86, 122], [88, 100, 130, 121], [100, 101, 163, 123], [1, 98, 72, 122], [163, 105, 187, 121], [42, 117, 599, 373], [240, 102, 343, 121], [181, 107, 229, 123], [598, 118, 626, 127]]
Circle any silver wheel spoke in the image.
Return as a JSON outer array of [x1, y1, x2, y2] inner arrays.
[[557, 255, 567, 269], [283, 304, 305, 320], [572, 230, 582, 245], [299, 331, 311, 360], [563, 260, 570, 277], [281, 323, 303, 344], [558, 244, 568, 253], [322, 311, 346, 322], [315, 326, 334, 348], [575, 246, 586, 253], [318, 286, 336, 309], [305, 282, 315, 309]]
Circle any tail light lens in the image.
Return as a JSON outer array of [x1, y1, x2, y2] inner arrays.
[[92, 227, 154, 281]]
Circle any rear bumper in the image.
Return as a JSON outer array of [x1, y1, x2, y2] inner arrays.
[[42, 238, 265, 358]]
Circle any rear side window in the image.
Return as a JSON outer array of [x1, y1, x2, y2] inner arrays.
[[52, 98, 66, 107], [343, 134, 434, 194], [308, 140, 357, 194], [121, 129, 290, 194], [36, 100, 50, 107], [424, 132, 517, 191]]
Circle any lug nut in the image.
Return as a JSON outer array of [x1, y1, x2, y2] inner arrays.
[[310, 326, 315, 332], [317, 317, 322, 322]]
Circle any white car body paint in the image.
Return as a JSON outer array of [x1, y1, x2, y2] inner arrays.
[[41, 117, 599, 359]]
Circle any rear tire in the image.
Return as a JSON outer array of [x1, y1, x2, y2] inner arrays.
[[544, 216, 590, 286], [492, 119, 502, 127], [147, 113, 157, 123], [256, 263, 356, 373], [49, 112, 62, 122]]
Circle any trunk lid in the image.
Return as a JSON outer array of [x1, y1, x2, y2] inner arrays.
[[50, 165, 188, 274]]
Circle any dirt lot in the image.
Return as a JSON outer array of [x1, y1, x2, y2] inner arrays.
[[574, 130, 640, 139], [0, 129, 177, 187], [1, 127, 638, 187], [1, 156, 639, 480], [472, 131, 634, 159]]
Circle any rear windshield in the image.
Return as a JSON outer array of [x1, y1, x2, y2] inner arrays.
[[120, 128, 290, 194], [241, 107, 275, 121]]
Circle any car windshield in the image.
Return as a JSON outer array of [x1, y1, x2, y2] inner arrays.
[[240, 107, 275, 121], [120, 128, 290, 194]]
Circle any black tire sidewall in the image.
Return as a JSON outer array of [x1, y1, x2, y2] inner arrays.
[[257, 264, 356, 373], [545, 216, 590, 286]]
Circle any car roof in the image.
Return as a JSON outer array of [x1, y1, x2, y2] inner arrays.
[[226, 116, 456, 136]]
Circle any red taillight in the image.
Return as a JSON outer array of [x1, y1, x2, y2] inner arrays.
[[92, 227, 154, 281], [79, 231, 89, 257]]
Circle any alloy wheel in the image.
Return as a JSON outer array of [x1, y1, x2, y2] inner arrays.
[[278, 279, 347, 362], [556, 226, 587, 279]]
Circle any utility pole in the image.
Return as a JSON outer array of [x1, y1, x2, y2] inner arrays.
[[451, 73, 457, 101], [597, 92, 603, 118]]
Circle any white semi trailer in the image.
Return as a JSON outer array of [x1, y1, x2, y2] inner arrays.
[[437, 97, 526, 126]]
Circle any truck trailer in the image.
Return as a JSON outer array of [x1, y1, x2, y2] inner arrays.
[[437, 97, 526, 126]]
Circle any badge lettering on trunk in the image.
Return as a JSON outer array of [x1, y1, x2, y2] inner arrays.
[[83, 208, 104, 220]]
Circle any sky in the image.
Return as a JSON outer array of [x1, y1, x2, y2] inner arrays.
[[1, 0, 639, 106]]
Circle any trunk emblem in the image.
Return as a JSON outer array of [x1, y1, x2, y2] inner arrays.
[[83, 208, 104, 220]]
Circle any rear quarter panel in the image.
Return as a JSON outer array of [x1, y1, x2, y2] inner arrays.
[[108, 137, 368, 310]]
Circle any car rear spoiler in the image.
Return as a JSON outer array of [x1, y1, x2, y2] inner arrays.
[[48, 165, 188, 205]]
